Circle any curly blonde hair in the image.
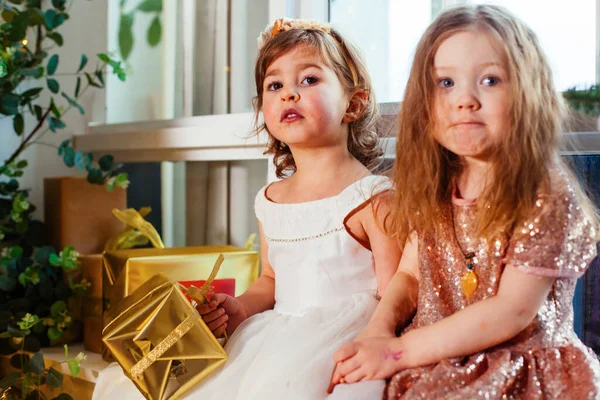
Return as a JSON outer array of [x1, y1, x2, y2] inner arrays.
[[389, 4, 598, 244], [253, 25, 382, 178]]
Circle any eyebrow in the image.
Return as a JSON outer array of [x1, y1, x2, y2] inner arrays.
[[265, 63, 324, 80], [434, 62, 504, 72]]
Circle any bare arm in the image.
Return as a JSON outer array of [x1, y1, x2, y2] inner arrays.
[[237, 220, 276, 318], [394, 264, 554, 368], [332, 264, 555, 382], [363, 235, 419, 336]]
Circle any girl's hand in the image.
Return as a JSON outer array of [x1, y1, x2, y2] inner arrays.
[[327, 337, 405, 393], [196, 293, 248, 337], [354, 323, 396, 341]]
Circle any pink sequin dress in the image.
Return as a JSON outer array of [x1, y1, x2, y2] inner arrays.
[[386, 169, 600, 399]]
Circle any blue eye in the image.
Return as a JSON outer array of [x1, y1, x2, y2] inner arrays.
[[301, 76, 318, 85], [266, 81, 283, 91], [438, 78, 454, 88], [482, 76, 499, 86]]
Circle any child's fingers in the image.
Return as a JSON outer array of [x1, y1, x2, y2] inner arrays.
[[206, 314, 228, 331], [202, 307, 226, 323], [342, 367, 367, 384], [337, 357, 360, 378], [327, 364, 342, 394], [196, 300, 218, 315], [333, 343, 358, 363], [213, 322, 227, 338]]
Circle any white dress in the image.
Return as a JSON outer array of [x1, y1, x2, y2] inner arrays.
[[93, 175, 390, 400]]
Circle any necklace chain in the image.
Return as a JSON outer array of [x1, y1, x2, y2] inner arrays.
[[449, 205, 475, 260]]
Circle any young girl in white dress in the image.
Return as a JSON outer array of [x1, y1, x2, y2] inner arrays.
[[92, 18, 407, 400]]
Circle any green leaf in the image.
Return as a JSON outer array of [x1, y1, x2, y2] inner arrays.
[[67, 359, 80, 376], [0, 60, 6, 78], [33, 105, 43, 120], [13, 113, 24, 135], [53, 13, 66, 29], [10, 246, 23, 257], [1, 10, 15, 24], [7, 324, 29, 338], [97, 53, 110, 63], [83, 152, 93, 169], [75, 76, 81, 97], [137, 0, 162, 12], [21, 87, 43, 99], [0, 371, 20, 389], [21, 67, 43, 77], [118, 13, 134, 61], [0, 276, 16, 291], [52, 0, 67, 10], [47, 31, 63, 46], [147, 16, 161, 47], [7, 10, 27, 42], [74, 150, 86, 171], [0, 95, 20, 115], [47, 78, 60, 94], [47, 326, 61, 340], [63, 146, 75, 167], [78, 54, 88, 72], [26, 352, 45, 375], [34, 246, 55, 265], [47, 367, 63, 388], [95, 70, 105, 86], [10, 353, 29, 369], [50, 98, 61, 118], [7, 0, 24, 4], [86, 168, 104, 184], [84, 72, 101, 88], [115, 172, 129, 189], [27, 7, 45, 26], [61, 92, 84, 114], [44, 9, 57, 29], [50, 300, 66, 316], [47, 54, 59, 75], [49, 253, 61, 266], [98, 155, 114, 171], [58, 139, 70, 156]]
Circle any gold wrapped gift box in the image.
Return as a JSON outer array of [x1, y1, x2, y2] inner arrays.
[[103, 274, 227, 400], [103, 245, 259, 324]]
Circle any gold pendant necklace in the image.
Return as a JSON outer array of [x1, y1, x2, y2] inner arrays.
[[450, 206, 478, 300]]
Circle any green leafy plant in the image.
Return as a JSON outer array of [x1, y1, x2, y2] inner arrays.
[[119, 0, 162, 61], [0, 318, 84, 400], [0, 0, 130, 351], [563, 85, 600, 116]]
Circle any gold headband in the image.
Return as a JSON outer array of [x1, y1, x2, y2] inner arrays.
[[257, 18, 359, 87]]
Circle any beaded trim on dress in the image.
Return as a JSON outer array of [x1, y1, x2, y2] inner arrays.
[[255, 175, 392, 242]]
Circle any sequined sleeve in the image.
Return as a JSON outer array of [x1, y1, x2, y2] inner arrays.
[[503, 178, 597, 278]]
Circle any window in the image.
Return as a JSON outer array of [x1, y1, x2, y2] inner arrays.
[[329, 0, 597, 102]]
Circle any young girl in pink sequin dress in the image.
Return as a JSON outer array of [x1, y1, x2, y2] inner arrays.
[[329, 5, 600, 399]]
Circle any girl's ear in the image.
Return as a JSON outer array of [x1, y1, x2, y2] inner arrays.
[[343, 90, 369, 123]]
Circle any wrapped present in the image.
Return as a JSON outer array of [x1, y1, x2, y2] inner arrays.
[[102, 208, 259, 323], [102, 271, 228, 400], [44, 177, 127, 255], [100, 209, 259, 360]]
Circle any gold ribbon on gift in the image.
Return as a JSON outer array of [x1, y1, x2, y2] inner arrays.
[[126, 254, 225, 380], [105, 207, 165, 251]]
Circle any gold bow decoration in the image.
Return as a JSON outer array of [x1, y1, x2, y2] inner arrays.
[[103, 255, 228, 400], [105, 207, 165, 251]]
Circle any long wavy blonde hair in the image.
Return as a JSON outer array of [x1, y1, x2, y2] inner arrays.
[[390, 4, 597, 244], [254, 27, 382, 178]]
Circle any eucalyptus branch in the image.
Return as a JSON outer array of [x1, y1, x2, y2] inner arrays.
[[4, 107, 52, 167]]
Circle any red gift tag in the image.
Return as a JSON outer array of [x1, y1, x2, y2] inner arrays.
[[179, 279, 236, 303]]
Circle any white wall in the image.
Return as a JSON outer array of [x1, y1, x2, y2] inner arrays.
[[0, 0, 109, 221]]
